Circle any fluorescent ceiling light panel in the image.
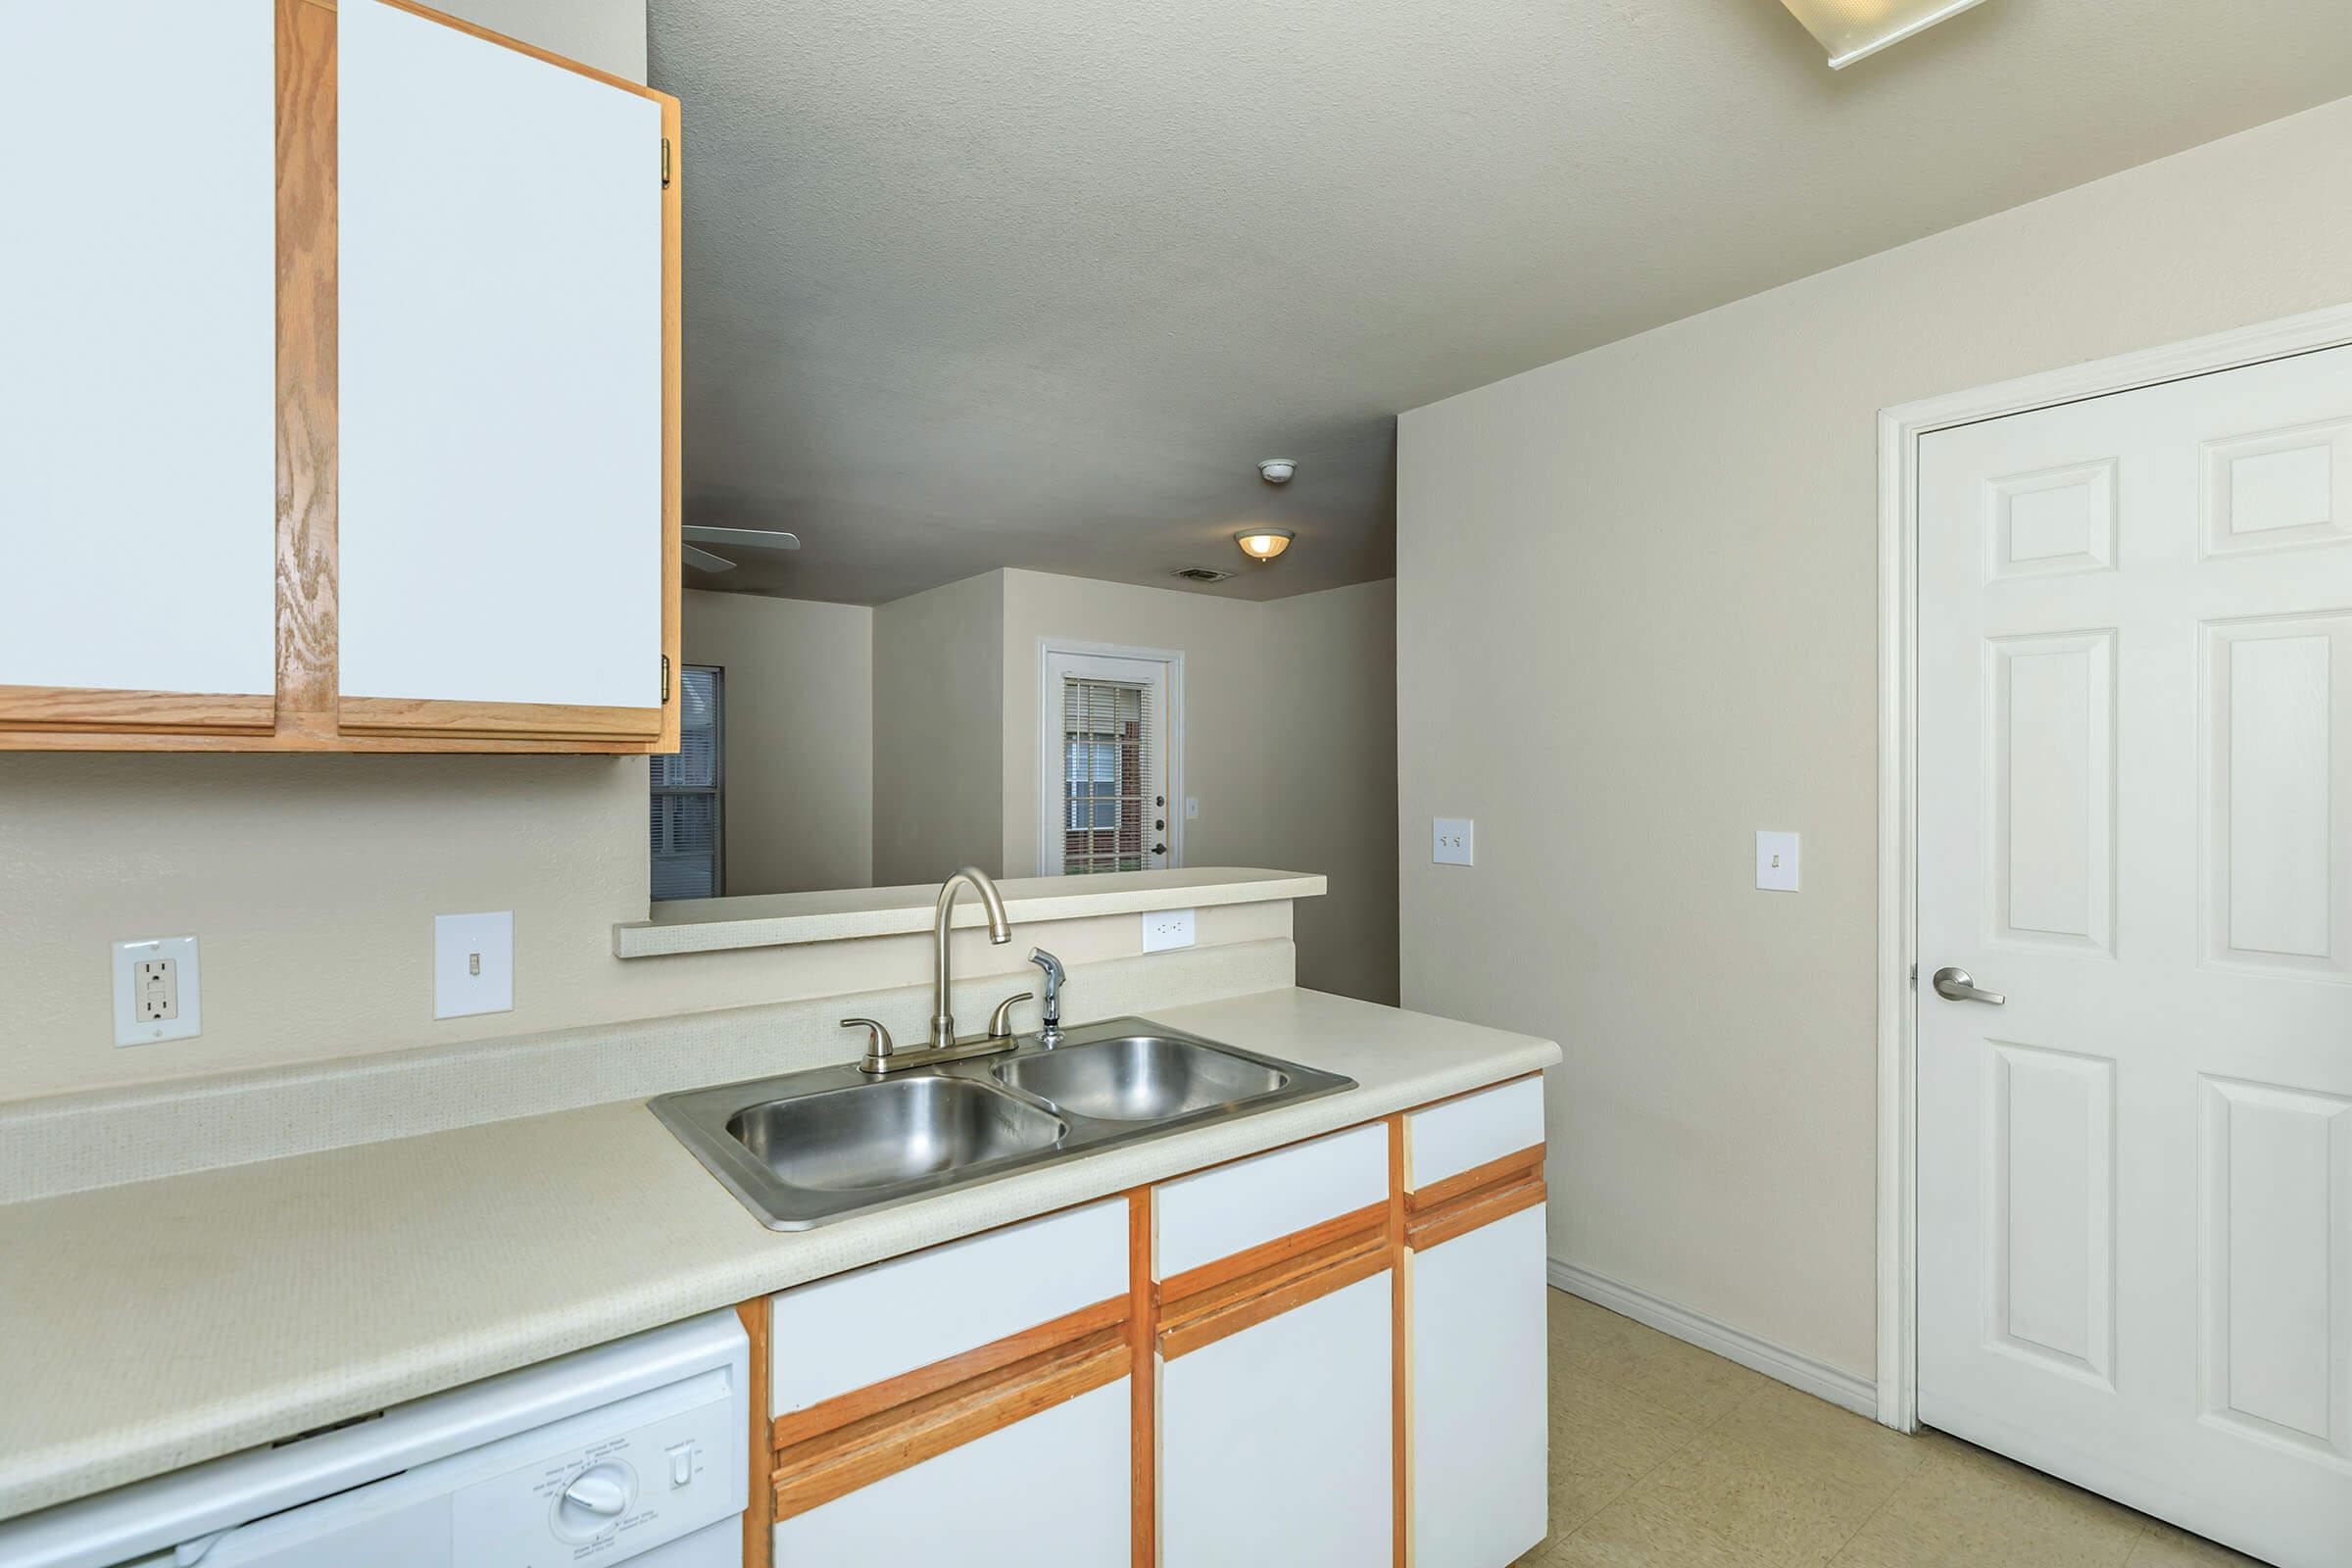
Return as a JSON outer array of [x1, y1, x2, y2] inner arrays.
[[1780, 0, 1991, 68]]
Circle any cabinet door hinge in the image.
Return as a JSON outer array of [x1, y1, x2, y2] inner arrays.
[[661, 137, 672, 189], [662, 655, 672, 702]]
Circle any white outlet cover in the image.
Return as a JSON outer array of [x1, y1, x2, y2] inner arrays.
[[435, 910, 514, 1019], [1433, 817, 1474, 866], [1142, 907, 1197, 954], [113, 935, 201, 1047], [1756, 830, 1801, 892]]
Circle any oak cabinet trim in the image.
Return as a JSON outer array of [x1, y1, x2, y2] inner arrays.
[[767, 1294, 1130, 1522], [0, 687, 274, 735], [1403, 1144, 1547, 1253], [1156, 1201, 1391, 1362], [336, 694, 662, 742], [1128, 1189, 1157, 1568], [736, 1298, 773, 1568]]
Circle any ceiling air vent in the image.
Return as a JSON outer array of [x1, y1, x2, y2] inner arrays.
[[1171, 566, 1233, 584]]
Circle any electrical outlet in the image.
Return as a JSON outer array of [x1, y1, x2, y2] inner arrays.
[[1433, 817, 1474, 865], [1142, 907, 1197, 954], [135, 958, 178, 1021], [434, 910, 514, 1019], [113, 936, 202, 1047]]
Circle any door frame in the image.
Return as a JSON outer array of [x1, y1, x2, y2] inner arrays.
[[1035, 637, 1187, 876], [1873, 300, 2352, 1433]]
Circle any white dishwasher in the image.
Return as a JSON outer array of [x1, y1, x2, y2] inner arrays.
[[0, 1308, 749, 1568]]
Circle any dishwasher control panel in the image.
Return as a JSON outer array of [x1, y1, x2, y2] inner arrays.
[[453, 1394, 735, 1563]]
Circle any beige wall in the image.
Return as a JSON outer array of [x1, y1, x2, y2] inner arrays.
[[1001, 569, 1399, 1004], [682, 591, 873, 894], [871, 570, 1006, 885], [1396, 94, 2352, 1381], [1255, 578, 1399, 1006]]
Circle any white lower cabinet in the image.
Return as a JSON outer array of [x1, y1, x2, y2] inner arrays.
[[1158, 1269, 1394, 1567], [774, 1378, 1130, 1566], [1411, 1201, 1550, 1568], [754, 1095, 1549, 1567]]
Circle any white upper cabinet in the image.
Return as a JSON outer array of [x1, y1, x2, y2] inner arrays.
[[337, 0, 666, 734], [0, 0, 677, 753], [0, 1, 277, 726]]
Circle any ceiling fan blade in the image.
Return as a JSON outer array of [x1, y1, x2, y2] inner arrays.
[[683, 526, 801, 551], [682, 545, 738, 572]]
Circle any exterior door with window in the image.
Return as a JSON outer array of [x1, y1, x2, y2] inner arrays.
[[1040, 649, 1176, 875], [1916, 343, 2352, 1566]]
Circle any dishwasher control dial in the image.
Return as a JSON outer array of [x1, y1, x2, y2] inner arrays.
[[551, 1459, 636, 1542]]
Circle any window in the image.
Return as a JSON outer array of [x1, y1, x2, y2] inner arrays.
[[1061, 677, 1151, 873], [1037, 642, 1182, 876], [650, 664, 723, 900]]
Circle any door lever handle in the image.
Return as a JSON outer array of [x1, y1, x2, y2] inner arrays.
[[1931, 966, 2005, 1005]]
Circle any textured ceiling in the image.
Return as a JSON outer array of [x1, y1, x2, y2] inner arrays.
[[648, 0, 2352, 604]]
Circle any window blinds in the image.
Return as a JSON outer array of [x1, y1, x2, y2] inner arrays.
[[650, 664, 723, 900], [1060, 675, 1156, 874]]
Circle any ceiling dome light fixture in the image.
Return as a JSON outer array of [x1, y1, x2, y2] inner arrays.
[[1779, 0, 1990, 69], [1257, 459, 1297, 485], [1236, 528, 1295, 563]]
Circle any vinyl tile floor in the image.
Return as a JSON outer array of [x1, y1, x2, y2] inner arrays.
[[1513, 1290, 2269, 1568]]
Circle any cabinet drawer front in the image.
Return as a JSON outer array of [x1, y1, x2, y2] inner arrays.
[[1153, 1122, 1389, 1279], [767, 1199, 1127, 1416], [1405, 1075, 1545, 1190]]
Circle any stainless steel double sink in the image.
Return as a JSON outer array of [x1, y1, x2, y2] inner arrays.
[[650, 1017, 1355, 1230]]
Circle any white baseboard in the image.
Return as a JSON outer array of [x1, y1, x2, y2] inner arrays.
[[1547, 1258, 1881, 1421]]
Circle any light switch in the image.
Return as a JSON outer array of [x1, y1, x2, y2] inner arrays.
[[434, 911, 514, 1019], [1432, 817, 1474, 866], [1755, 831, 1801, 892], [113, 936, 202, 1047]]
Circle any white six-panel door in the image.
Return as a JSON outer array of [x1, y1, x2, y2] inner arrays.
[[1917, 343, 2352, 1567]]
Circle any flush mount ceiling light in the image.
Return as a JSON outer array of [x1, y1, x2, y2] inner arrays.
[[1779, 0, 1990, 68], [1236, 528, 1295, 563], [1257, 459, 1297, 484]]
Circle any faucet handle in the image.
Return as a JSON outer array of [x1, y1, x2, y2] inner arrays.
[[840, 1017, 894, 1068], [986, 992, 1035, 1041]]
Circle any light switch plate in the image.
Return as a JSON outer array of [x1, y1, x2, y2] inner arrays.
[[435, 910, 514, 1019], [1756, 831, 1801, 892], [1433, 817, 1474, 866], [113, 935, 201, 1047], [1142, 907, 1197, 954]]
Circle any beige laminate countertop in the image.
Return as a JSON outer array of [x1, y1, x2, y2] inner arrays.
[[0, 987, 1558, 1522]]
